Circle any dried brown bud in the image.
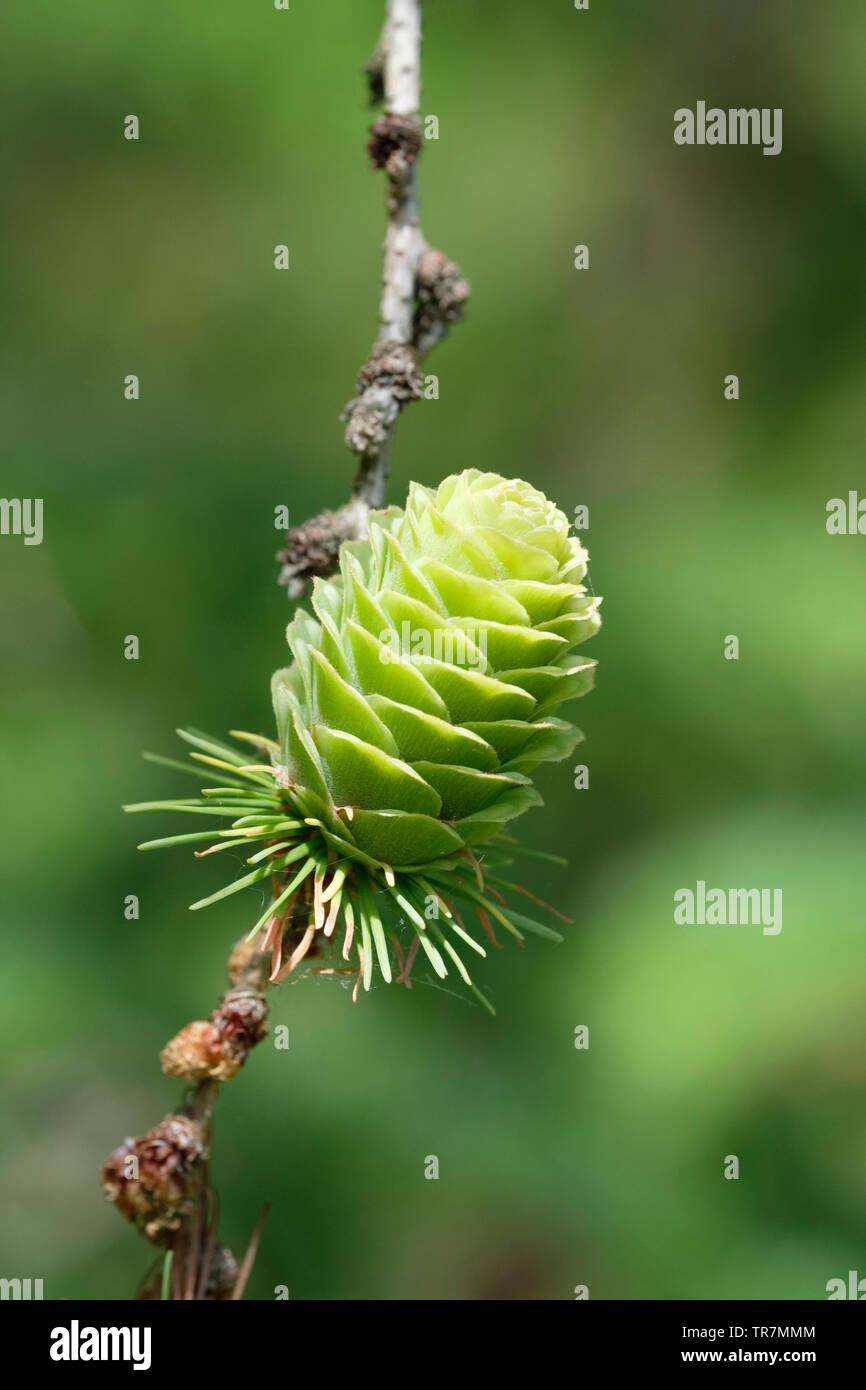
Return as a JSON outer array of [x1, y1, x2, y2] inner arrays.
[[227, 933, 261, 986], [357, 342, 423, 403], [160, 1020, 220, 1081], [414, 249, 471, 352], [205, 1244, 241, 1300], [160, 986, 269, 1082], [214, 985, 269, 1069], [102, 1113, 206, 1244], [344, 343, 424, 457], [417, 249, 471, 322], [277, 505, 364, 595], [343, 397, 396, 456], [367, 113, 423, 175]]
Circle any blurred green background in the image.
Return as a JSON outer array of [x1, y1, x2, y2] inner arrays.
[[1, 0, 865, 1300]]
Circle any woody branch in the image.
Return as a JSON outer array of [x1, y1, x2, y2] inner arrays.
[[276, 0, 469, 598]]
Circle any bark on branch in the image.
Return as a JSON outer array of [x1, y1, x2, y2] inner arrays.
[[277, 0, 469, 597]]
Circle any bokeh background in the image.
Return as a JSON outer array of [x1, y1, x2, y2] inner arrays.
[[2, 0, 865, 1300]]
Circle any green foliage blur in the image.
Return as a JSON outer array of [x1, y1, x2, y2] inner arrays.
[[1, 0, 864, 1300]]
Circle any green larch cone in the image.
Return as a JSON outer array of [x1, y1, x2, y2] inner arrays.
[[276, 470, 598, 861], [126, 470, 600, 1012]]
